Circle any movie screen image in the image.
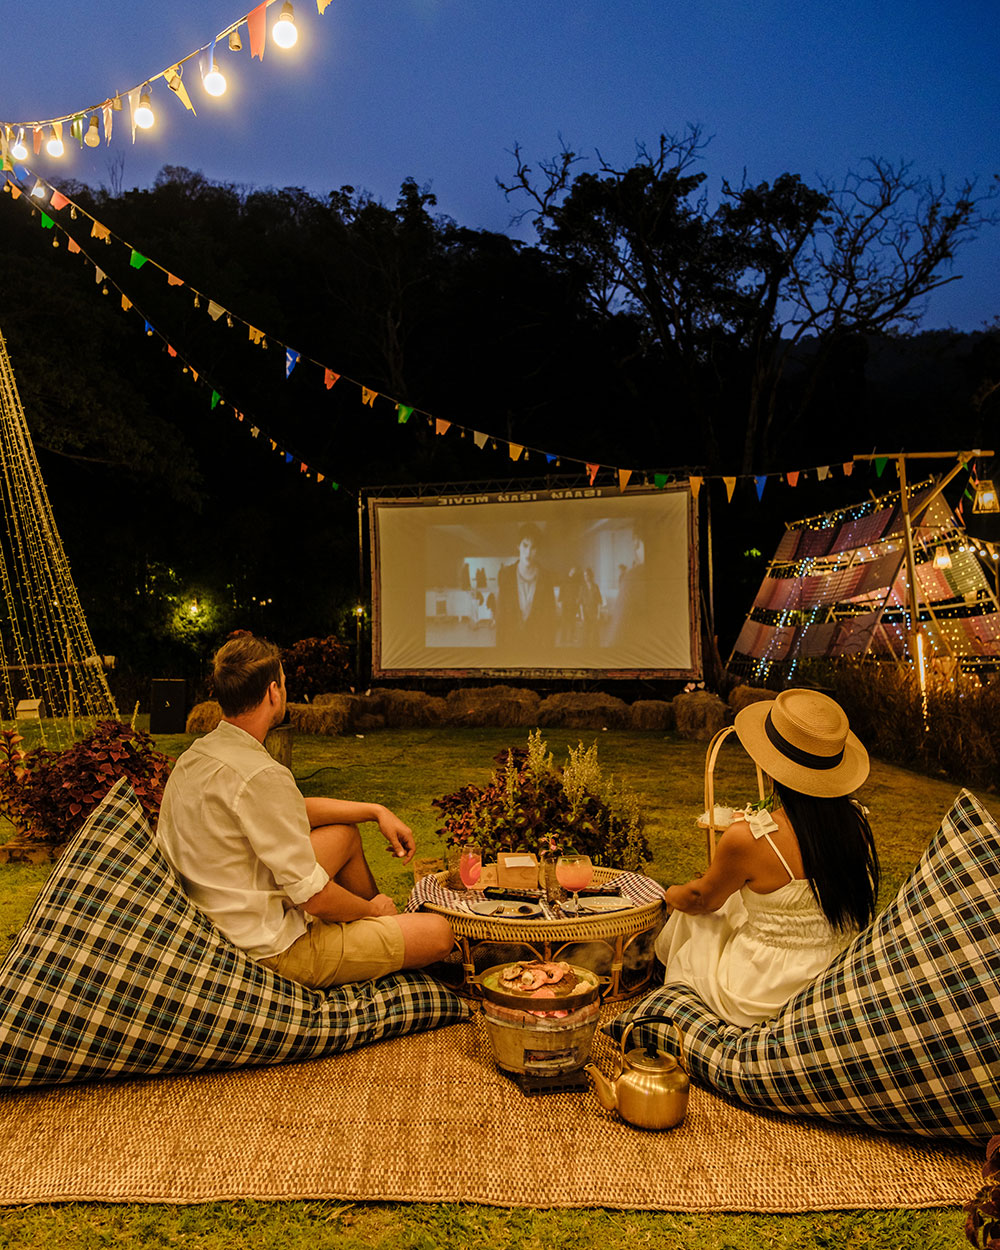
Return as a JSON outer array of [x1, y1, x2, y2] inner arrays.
[[370, 486, 699, 678]]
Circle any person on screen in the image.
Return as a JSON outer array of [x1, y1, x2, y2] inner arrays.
[[496, 523, 557, 652], [580, 566, 604, 647], [614, 531, 648, 643], [156, 633, 453, 989]]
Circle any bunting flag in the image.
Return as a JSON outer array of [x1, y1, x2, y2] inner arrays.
[[67, 236, 80, 254], [284, 452, 293, 464], [875, 457, 888, 477], [127, 87, 140, 142], [755, 475, 766, 500], [473, 430, 488, 448], [102, 103, 113, 145], [300, 462, 308, 473], [143, 319, 154, 336], [167, 345, 177, 357], [121, 295, 131, 312], [817, 465, 830, 481], [190, 369, 199, 382], [129, 249, 148, 269], [843, 461, 854, 476], [32, 127, 42, 156], [167, 272, 183, 286], [723, 476, 736, 502], [546, 454, 558, 465], [39, 213, 54, 229], [361, 387, 377, 407], [50, 190, 69, 211], [211, 390, 221, 409], [91, 221, 110, 242], [248, 325, 265, 345], [247, 2, 268, 59], [618, 469, 632, 493], [316, 473, 325, 483], [586, 462, 599, 485], [285, 347, 299, 377], [509, 443, 524, 462], [95, 268, 105, 284], [786, 470, 799, 487], [435, 418, 451, 436], [689, 476, 703, 500], [8, 184, 21, 200], [397, 405, 413, 425], [165, 65, 196, 114], [207, 300, 225, 321], [654, 473, 668, 490], [70, 115, 84, 146], [317, 0, 333, 10], [250, 426, 260, 438], [324, 368, 340, 389]]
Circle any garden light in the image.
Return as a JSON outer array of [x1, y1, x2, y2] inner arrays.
[[272, 3, 298, 49]]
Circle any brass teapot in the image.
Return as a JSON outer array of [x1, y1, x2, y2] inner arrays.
[[585, 1014, 689, 1130]]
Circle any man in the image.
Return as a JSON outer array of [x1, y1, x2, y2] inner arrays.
[[156, 634, 453, 988], [495, 523, 557, 652]]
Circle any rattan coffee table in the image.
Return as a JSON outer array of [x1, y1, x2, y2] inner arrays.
[[414, 865, 665, 1002]]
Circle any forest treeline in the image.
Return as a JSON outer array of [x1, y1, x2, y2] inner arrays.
[[0, 131, 997, 696]]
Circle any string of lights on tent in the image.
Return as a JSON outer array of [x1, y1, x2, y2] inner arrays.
[[0, 331, 118, 744]]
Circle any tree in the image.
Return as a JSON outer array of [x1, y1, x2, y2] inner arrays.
[[500, 127, 998, 474]]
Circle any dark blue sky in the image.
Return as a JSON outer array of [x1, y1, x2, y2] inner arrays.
[[3, 0, 998, 330]]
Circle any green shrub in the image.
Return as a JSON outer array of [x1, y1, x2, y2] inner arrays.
[[431, 729, 651, 871]]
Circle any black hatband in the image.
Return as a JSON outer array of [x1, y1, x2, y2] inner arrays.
[[764, 711, 844, 770]]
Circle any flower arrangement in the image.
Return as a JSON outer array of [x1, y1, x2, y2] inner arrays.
[[0, 720, 172, 844], [432, 729, 650, 871]]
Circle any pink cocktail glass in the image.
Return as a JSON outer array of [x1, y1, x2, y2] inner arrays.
[[556, 854, 593, 914], [459, 847, 482, 894]]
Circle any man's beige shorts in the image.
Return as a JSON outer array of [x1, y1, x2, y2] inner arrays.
[[260, 916, 406, 988]]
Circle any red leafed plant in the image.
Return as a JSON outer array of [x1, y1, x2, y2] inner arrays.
[[0, 720, 172, 843], [966, 1136, 1000, 1248]]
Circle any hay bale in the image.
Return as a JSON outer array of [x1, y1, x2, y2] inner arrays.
[[379, 689, 449, 727], [445, 686, 542, 727], [185, 701, 222, 734], [672, 690, 728, 741], [354, 712, 386, 731], [312, 692, 366, 729], [629, 699, 674, 730], [536, 692, 630, 729], [288, 702, 351, 735], [728, 685, 776, 715]]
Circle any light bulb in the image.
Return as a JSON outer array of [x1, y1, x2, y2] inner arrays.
[[203, 62, 227, 96], [134, 89, 155, 130], [30, 179, 47, 200], [272, 2, 298, 48], [84, 116, 101, 147], [45, 127, 64, 158], [10, 129, 27, 161]]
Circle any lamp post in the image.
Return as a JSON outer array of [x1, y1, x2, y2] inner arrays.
[[354, 605, 364, 691]]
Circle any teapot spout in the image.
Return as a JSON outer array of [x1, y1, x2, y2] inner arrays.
[[584, 1062, 617, 1113]]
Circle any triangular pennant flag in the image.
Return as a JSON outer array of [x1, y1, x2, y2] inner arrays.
[[545, 454, 558, 465], [875, 457, 887, 478], [234, 411, 243, 422], [270, 439, 277, 450], [167, 345, 177, 357], [211, 391, 221, 409], [67, 236, 80, 254], [317, 0, 333, 11], [473, 430, 488, 448], [654, 473, 668, 490], [508, 443, 524, 462], [127, 87, 141, 142], [330, 481, 340, 491], [49, 190, 68, 211], [618, 469, 632, 493], [361, 387, 377, 407], [190, 370, 199, 383], [755, 475, 767, 500], [70, 115, 84, 146], [94, 268, 105, 284], [688, 476, 703, 500], [723, 476, 737, 502], [102, 104, 113, 145], [32, 127, 42, 155], [300, 462, 308, 474], [207, 300, 225, 321], [286, 348, 299, 377], [143, 320, 154, 336], [166, 272, 183, 286], [91, 221, 110, 242], [817, 465, 830, 481], [284, 452, 293, 464], [165, 65, 196, 114], [39, 213, 54, 229], [842, 461, 854, 477], [586, 462, 599, 484], [248, 325, 265, 345], [324, 368, 340, 390], [398, 405, 413, 425], [121, 295, 132, 312], [435, 419, 451, 436], [316, 472, 325, 484], [9, 184, 21, 201], [247, 2, 268, 59], [129, 249, 148, 269]]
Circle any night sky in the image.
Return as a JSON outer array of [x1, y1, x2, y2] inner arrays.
[[3, 0, 998, 330]]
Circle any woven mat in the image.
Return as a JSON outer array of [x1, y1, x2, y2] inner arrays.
[[0, 1007, 981, 1211]]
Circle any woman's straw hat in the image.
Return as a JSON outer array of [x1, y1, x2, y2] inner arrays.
[[733, 688, 869, 798]]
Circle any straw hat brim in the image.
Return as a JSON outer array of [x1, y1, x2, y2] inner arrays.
[[734, 698, 869, 798]]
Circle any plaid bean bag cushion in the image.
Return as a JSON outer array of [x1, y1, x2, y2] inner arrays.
[[0, 778, 469, 1088], [606, 789, 1000, 1142]]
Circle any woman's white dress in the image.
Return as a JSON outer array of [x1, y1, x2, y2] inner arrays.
[[654, 820, 854, 1027]]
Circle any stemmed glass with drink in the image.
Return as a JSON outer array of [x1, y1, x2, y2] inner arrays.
[[458, 844, 483, 897], [556, 853, 593, 915]]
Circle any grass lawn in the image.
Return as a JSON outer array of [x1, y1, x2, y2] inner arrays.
[[0, 724, 993, 1249]]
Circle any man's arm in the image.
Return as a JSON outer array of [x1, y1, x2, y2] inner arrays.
[[300, 876, 398, 922], [303, 798, 415, 863]]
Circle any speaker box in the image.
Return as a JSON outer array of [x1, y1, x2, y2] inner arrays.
[[150, 679, 187, 734]]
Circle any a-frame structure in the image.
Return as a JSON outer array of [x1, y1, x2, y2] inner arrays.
[[0, 329, 118, 743]]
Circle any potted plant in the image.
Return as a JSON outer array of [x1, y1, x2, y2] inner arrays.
[[431, 729, 650, 872], [0, 720, 172, 859]]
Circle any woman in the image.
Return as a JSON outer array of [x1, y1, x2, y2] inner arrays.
[[654, 688, 880, 1027]]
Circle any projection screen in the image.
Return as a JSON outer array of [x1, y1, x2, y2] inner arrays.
[[369, 484, 700, 679]]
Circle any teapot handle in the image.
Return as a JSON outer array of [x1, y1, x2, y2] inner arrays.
[[619, 1014, 687, 1074]]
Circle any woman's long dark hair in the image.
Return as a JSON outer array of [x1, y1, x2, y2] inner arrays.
[[772, 781, 881, 932]]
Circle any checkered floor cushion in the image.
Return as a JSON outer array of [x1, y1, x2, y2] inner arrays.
[[0, 778, 468, 1088], [606, 789, 1000, 1142]]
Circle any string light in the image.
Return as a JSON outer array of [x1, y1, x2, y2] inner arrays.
[[10, 129, 28, 161], [134, 88, 155, 130], [45, 125, 64, 157], [203, 58, 227, 97], [272, 3, 298, 48], [84, 116, 101, 148]]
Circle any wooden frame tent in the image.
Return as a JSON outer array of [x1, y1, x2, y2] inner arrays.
[[728, 479, 1000, 685]]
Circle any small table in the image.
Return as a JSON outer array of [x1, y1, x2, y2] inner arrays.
[[408, 865, 666, 1002]]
